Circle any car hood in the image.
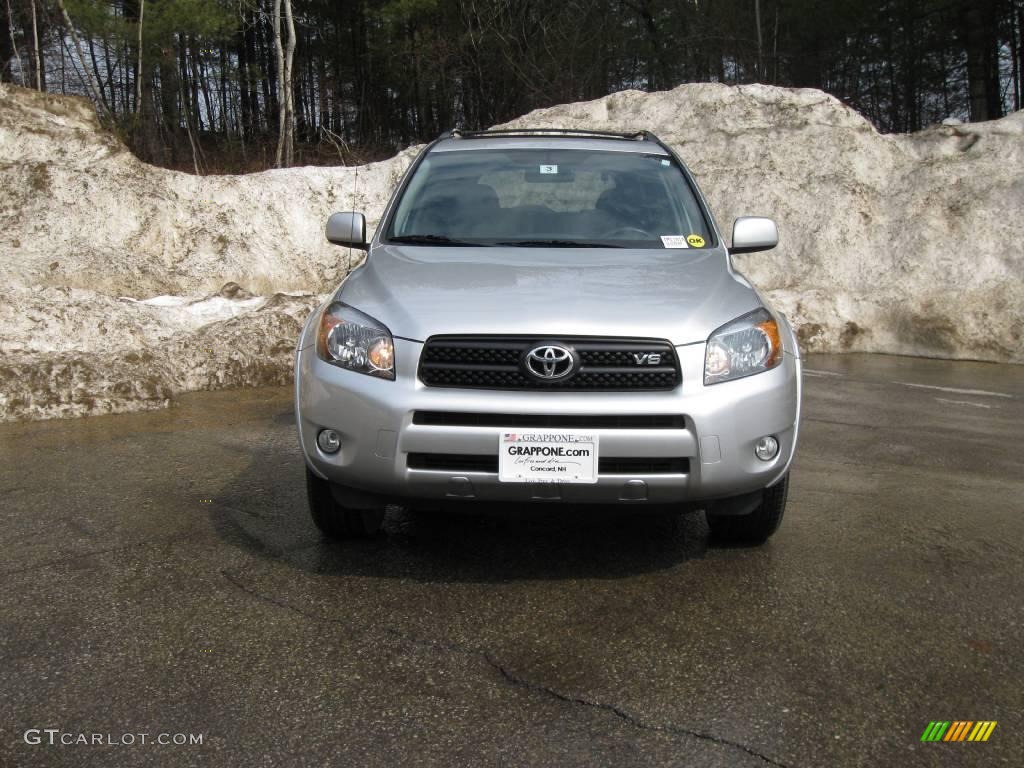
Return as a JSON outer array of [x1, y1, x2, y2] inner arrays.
[[335, 245, 762, 345]]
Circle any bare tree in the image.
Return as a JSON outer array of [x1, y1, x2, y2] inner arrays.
[[284, 0, 296, 165], [178, 56, 202, 175], [273, 0, 296, 167], [755, 0, 764, 80], [30, 0, 40, 89], [5, 0, 25, 86], [136, 0, 144, 111], [56, 0, 111, 120], [960, 0, 1003, 121], [273, 0, 284, 165]]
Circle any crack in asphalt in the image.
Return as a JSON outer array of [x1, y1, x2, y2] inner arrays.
[[484, 656, 792, 767], [220, 569, 357, 631], [220, 568, 792, 768]]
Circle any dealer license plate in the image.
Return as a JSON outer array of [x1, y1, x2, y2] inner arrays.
[[498, 430, 599, 484]]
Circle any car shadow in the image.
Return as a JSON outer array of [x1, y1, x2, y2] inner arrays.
[[210, 408, 715, 583]]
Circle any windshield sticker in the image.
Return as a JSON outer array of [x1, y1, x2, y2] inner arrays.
[[660, 236, 691, 249], [686, 234, 706, 248], [661, 159, 670, 166], [539, 165, 558, 174]]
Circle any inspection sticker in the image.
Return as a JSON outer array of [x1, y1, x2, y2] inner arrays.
[[687, 234, 706, 248], [499, 430, 599, 484], [539, 165, 558, 174], [660, 235, 691, 248]]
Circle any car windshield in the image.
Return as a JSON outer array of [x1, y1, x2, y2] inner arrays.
[[385, 147, 713, 249]]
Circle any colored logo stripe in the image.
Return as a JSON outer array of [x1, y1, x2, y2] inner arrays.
[[968, 722, 997, 742], [944, 721, 972, 741], [921, 721, 996, 742]]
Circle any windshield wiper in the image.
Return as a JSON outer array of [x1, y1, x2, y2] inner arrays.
[[388, 234, 488, 247], [496, 239, 623, 248]]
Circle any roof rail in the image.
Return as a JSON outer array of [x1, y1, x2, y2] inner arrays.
[[447, 128, 651, 141]]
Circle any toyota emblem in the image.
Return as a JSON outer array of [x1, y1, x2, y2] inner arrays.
[[524, 344, 576, 381]]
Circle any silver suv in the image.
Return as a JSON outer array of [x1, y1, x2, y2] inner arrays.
[[295, 129, 801, 544]]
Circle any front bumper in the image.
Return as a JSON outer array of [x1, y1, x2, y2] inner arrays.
[[296, 337, 800, 506]]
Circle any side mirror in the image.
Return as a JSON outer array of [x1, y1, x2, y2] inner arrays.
[[730, 217, 778, 254], [325, 212, 367, 249]]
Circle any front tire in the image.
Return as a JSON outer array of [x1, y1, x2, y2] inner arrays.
[[305, 467, 383, 539], [707, 473, 789, 544]]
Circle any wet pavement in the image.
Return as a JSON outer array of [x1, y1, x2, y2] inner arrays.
[[1, 353, 1022, 767]]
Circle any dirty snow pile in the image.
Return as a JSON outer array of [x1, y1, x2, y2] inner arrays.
[[1, 83, 1022, 421], [0, 84, 416, 421], [501, 88, 1024, 368]]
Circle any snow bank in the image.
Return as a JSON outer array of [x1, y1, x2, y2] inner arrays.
[[0, 284, 323, 421], [1, 82, 1021, 421], [497, 86, 1024, 365]]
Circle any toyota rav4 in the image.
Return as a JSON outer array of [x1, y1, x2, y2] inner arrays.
[[294, 128, 801, 543]]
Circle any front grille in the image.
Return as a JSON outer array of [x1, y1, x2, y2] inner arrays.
[[407, 453, 499, 472], [412, 412, 686, 429], [598, 457, 689, 474], [419, 336, 680, 391], [407, 453, 689, 475]]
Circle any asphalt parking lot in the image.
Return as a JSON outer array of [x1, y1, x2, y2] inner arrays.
[[1, 353, 1022, 767]]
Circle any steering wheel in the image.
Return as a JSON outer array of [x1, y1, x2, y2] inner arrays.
[[602, 226, 654, 239]]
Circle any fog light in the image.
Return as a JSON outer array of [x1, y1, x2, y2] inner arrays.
[[755, 435, 779, 461], [317, 429, 341, 454]]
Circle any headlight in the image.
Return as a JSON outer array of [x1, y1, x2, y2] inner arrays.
[[316, 302, 395, 380], [704, 308, 782, 385]]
